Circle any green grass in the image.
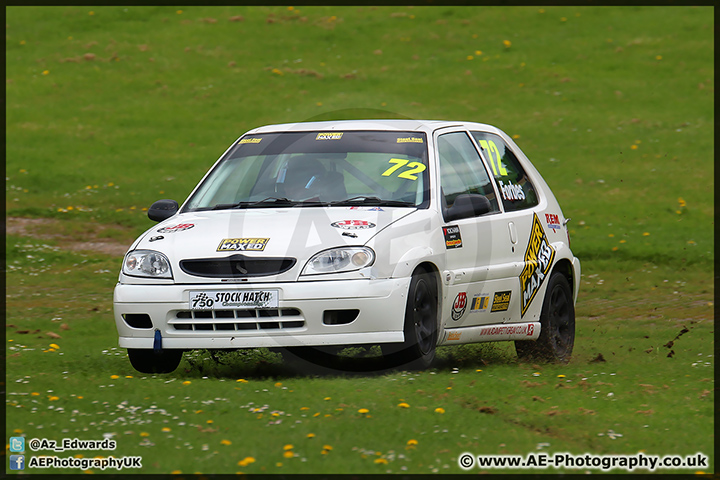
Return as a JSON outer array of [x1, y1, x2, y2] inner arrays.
[[5, 5, 714, 475]]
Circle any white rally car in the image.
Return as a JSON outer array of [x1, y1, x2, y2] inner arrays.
[[113, 120, 580, 373]]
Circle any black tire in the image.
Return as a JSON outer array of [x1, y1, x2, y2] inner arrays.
[[127, 349, 183, 374], [515, 272, 575, 362], [382, 270, 439, 370]]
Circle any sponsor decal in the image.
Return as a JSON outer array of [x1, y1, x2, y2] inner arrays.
[[316, 132, 343, 140], [190, 290, 278, 309], [519, 213, 556, 317], [331, 220, 376, 230], [217, 237, 270, 252], [348, 206, 384, 211], [397, 137, 424, 143], [157, 223, 194, 233], [149, 235, 164, 242], [451, 292, 467, 320], [447, 331, 461, 341], [470, 294, 490, 313], [238, 137, 262, 144], [491, 290, 512, 312], [545, 213, 561, 233], [443, 225, 463, 249], [499, 180, 526, 202], [479, 324, 532, 336]]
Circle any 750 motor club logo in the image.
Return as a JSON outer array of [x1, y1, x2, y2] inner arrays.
[[452, 292, 467, 321]]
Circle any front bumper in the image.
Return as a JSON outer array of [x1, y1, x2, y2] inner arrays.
[[113, 278, 410, 349]]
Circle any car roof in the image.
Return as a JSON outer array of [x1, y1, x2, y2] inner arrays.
[[247, 119, 502, 135]]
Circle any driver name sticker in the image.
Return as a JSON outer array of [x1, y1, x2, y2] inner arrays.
[[519, 213, 556, 317], [189, 290, 279, 310], [316, 132, 343, 140], [217, 238, 270, 252], [238, 137, 262, 144], [157, 223, 194, 233], [331, 220, 376, 230]]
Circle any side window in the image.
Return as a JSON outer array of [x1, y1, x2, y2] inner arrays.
[[470, 132, 539, 211], [437, 132, 500, 213]]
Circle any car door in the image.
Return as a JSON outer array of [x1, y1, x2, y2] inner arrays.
[[469, 130, 549, 322], [436, 129, 518, 328]]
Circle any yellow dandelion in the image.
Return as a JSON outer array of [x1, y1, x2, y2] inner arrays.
[[475, 50, 482, 55], [287, 6, 294, 10], [140, 432, 149, 437], [195, 410, 203, 414], [466, 55, 474, 60], [643, 232, 650, 236], [274, 382, 282, 387], [49, 396, 59, 401], [20, 40, 26, 45], [512, 134, 520, 139], [323, 445, 333, 451], [620, 240, 627, 244], [237, 379, 248, 383], [407, 439, 418, 446], [324, 397, 331, 401], [283, 444, 294, 451], [631, 145, 638, 150], [397, 402, 410, 408], [283, 450, 294, 458], [476, 369, 483, 372], [503, 40, 512, 48], [656, 55, 662, 60], [300, 407, 309, 410], [176, 10, 183, 14], [162, 427, 171, 432], [171, 470, 182, 474], [108, 374, 119, 380], [321, 449, 329, 455], [31, 392, 39, 396], [50, 343, 60, 349], [307, 433, 316, 438], [561, 17, 567, 22], [89, 11, 94, 16], [238, 457, 255, 467], [557, 374, 566, 378], [612, 247, 619, 252], [206, 420, 213, 424], [358, 408, 369, 414], [67, 206, 74, 210], [125, 375, 133, 378], [678, 197, 686, 207], [271, 68, 284, 76], [316, 102, 323, 106], [374, 458, 388, 464], [313, 412, 320, 417], [77, 396, 83, 399], [221, 439, 232, 446], [183, 380, 191, 385], [434, 407, 445, 414], [608, 234, 615, 237]]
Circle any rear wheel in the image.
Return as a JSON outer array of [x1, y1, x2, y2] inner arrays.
[[127, 349, 183, 374], [515, 272, 575, 362], [382, 270, 438, 370]]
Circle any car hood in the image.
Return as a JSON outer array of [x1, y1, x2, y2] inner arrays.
[[134, 207, 416, 282]]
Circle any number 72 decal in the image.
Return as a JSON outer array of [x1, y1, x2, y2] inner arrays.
[[382, 158, 427, 180], [477, 139, 508, 177]]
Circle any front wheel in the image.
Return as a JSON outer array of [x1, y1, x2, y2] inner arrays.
[[515, 272, 575, 362], [382, 270, 438, 370], [127, 349, 183, 374]]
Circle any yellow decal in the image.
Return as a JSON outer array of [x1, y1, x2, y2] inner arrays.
[[519, 214, 556, 317], [316, 132, 343, 140], [381, 158, 427, 180], [239, 137, 262, 144], [478, 139, 508, 176], [447, 332, 461, 341], [397, 137, 424, 143], [217, 238, 270, 252], [491, 291, 512, 312]]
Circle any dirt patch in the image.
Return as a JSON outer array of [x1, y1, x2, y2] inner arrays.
[[6, 217, 133, 257]]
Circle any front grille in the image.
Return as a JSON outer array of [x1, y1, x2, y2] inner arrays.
[[169, 308, 304, 332], [180, 254, 296, 278]]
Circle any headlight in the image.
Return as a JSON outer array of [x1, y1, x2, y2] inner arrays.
[[301, 247, 375, 275], [123, 250, 173, 278]]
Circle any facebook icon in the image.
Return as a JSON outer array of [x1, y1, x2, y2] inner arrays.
[[10, 455, 25, 470]]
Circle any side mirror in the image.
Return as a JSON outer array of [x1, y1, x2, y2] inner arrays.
[[148, 199, 179, 222], [444, 194, 491, 222]]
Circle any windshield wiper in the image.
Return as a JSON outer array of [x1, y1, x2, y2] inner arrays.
[[212, 196, 297, 210], [329, 196, 415, 207]]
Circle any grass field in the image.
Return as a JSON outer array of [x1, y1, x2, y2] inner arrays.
[[5, 6, 714, 475]]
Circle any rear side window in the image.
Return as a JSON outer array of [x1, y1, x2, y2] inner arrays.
[[470, 132, 539, 211]]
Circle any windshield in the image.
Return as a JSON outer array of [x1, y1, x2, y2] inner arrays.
[[182, 131, 429, 211]]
